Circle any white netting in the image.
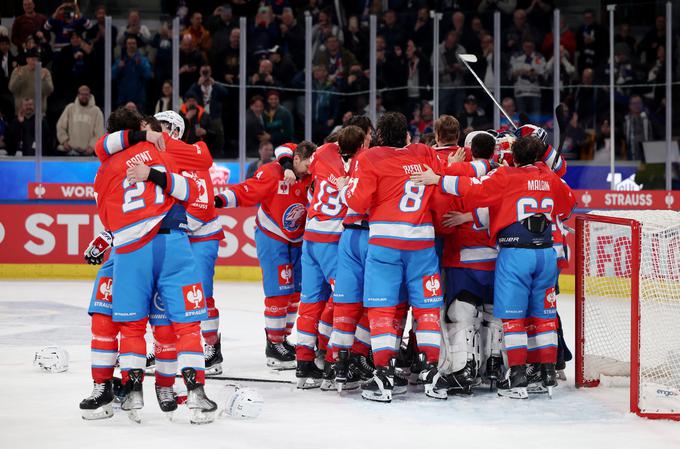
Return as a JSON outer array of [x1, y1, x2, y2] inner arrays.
[[580, 210, 680, 416]]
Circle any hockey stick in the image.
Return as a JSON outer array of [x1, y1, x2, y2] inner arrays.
[[552, 103, 568, 170], [457, 53, 517, 131], [178, 374, 295, 385]]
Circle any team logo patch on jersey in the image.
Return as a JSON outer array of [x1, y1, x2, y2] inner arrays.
[[153, 292, 165, 312], [183, 171, 209, 204], [278, 181, 290, 195], [96, 277, 113, 302], [182, 283, 205, 310], [278, 264, 293, 285], [422, 274, 442, 298], [544, 287, 557, 310], [282, 203, 306, 232]]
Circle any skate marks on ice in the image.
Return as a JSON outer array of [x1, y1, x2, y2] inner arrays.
[[0, 301, 89, 344]]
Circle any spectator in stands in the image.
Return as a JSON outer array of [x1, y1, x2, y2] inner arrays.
[[623, 95, 654, 161], [500, 96, 520, 130], [404, 39, 432, 117], [460, 95, 490, 136], [509, 37, 546, 121], [186, 65, 228, 156], [615, 23, 637, 58], [8, 97, 50, 156], [574, 67, 603, 130], [646, 45, 666, 107], [278, 7, 305, 69], [268, 45, 297, 87], [124, 101, 138, 112], [478, 0, 516, 17], [246, 141, 274, 179], [56, 85, 104, 156], [249, 5, 278, 55], [311, 64, 338, 143], [9, 49, 53, 114], [179, 93, 209, 144], [443, 11, 477, 55], [86, 5, 117, 48], [0, 36, 17, 121], [638, 15, 666, 67], [112, 37, 152, 110], [344, 63, 369, 113], [213, 28, 240, 85], [436, 30, 467, 116], [250, 58, 278, 97], [541, 18, 576, 61], [206, 5, 236, 36], [525, 0, 553, 35], [343, 15, 368, 68], [183, 12, 211, 56], [314, 34, 358, 84], [613, 42, 637, 95], [151, 21, 172, 96], [410, 8, 432, 59], [467, 16, 487, 56], [481, 33, 494, 87], [154, 80, 176, 113], [312, 9, 343, 55], [504, 10, 538, 54], [179, 35, 206, 95], [545, 45, 577, 89], [380, 9, 405, 49], [409, 100, 434, 142], [18, 31, 52, 66], [52, 32, 95, 104], [561, 108, 588, 160], [11, 0, 48, 49], [117, 10, 151, 49], [44, 2, 92, 50], [263, 90, 293, 148], [245, 95, 270, 157], [576, 9, 607, 71], [86, 5, 118, 104]]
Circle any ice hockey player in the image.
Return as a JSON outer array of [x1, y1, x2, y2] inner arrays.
[[328, 116, 378, 390], [434, 132, 504, 394], [345, 112, 455, 402], [94, 107, 217, 423], [215, 142, 316, 370], [411, 135, 576, 399]]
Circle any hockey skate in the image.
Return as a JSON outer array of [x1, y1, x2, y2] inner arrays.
[[121, 369, 144, 423], [155, 384, 178, 420], [111, 376, 127, 403], [265, 339, 296, 370], [204, 337, 223, 376], [296, 360, 323, 389], [361, 366, 393, 403], [80, 380, 114, 420], [350, 352, 374, 381], [417, 358, 448, 400], [182, 368, 217, 424], [485, 355, 504, 389], [320, 360, 336, 391], [335, 349, 360, 392], [144, 350, 156, 375], [541, 363, 558, 398], [497, 365, 528, 399]]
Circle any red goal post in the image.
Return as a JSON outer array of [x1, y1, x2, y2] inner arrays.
[[575, 211, 680, 420]]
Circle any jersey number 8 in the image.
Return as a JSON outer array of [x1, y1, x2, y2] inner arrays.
[[399, 180, 425, 212]]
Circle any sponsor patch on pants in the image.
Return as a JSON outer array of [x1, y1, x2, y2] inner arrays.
[[422, 274, 442, 298], [278, 264, 293, 285], [544, 287, 557, 311], [183, 283, 205, 310], [96, 277, 113, 302]]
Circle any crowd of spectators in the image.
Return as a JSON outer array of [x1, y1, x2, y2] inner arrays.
[[0, 0, 676, 162]]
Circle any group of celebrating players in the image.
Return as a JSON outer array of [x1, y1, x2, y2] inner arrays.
[[78, 103, 575, 424]]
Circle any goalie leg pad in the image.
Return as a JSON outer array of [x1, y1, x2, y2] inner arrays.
[[152, 324, 177, 388], [442, 299, 481, 374]]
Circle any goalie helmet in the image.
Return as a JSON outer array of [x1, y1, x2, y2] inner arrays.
[[34, 346, 69, 373], [154, 110, 185, 140], [222, 385, 264, 419], [514, 124, 548, 145]]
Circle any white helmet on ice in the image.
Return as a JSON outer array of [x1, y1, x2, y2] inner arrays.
[[154, 110, 185, 140], [33, 346, 69, 373], [221, 385, 264, 419]]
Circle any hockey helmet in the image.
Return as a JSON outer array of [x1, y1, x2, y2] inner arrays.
[[514, 124, 548, 145], [154, 110, 185, 140], [34, 346, 69, 373], [222, 385, 264, 419]]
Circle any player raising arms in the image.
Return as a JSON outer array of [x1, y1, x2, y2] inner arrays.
[[411, 135, 576, 399], [215, 142, 316, 369], [94, 107, 217, 424], [345, 112, 456, 403]]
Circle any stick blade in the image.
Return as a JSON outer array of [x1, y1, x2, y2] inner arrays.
[[458, 53, 478, 63], [555, 104, 568, 129]]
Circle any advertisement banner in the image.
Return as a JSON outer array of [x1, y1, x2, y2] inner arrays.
[[0, 205, 259, 266]]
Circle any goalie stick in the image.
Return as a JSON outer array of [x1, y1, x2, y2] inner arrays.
[[552, 103, 568, 170], [177, 374, 295, 385]]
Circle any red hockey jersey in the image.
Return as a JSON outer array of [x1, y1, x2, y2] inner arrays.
[[305, 142, 348, 243], [494, 143, 567, 178], [341, 147, 369, 227], [94, 142, 199, 253], [346, 143, 449, 250], [217, 162, 311, 244], [441, 199, 497, 271], [440, 162, 575, 242]]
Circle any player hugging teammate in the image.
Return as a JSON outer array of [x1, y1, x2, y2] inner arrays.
[[79, 104, 575, 417]]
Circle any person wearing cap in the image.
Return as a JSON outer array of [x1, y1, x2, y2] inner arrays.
[[268, 45, 297, 87], [264, 90, 293, 148], [8, 48, 53, 115], [460, 94, 490, 137]]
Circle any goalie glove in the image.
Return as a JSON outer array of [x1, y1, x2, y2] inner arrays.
[[84, 231, 113, 265]]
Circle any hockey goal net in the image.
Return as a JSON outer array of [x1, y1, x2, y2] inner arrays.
[[575, 210, 680, 420]]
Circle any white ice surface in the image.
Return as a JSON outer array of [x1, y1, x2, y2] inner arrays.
[[0, 280, 678, 449]]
